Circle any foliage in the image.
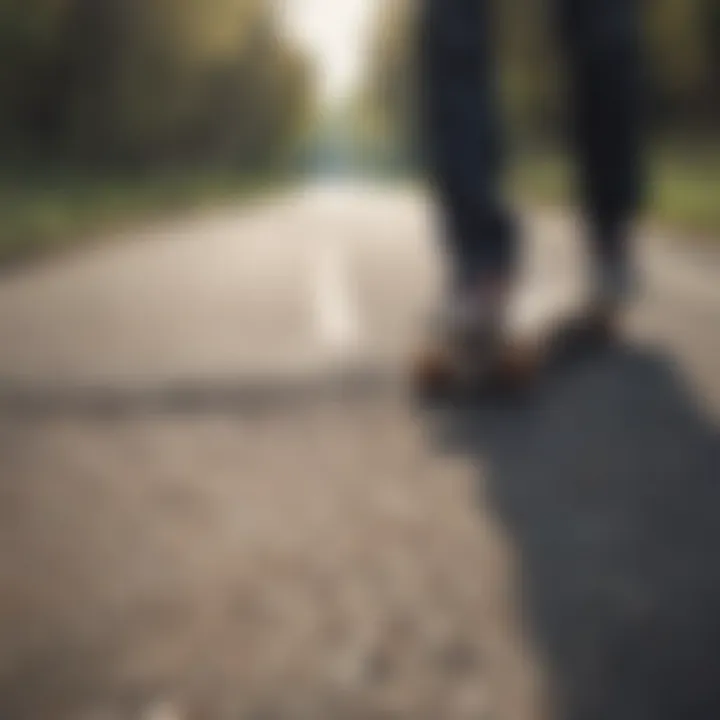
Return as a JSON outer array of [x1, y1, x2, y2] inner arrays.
[[360, 0, 720, 158], [0, 170, 287, 265], [0, 0, 313, 171]]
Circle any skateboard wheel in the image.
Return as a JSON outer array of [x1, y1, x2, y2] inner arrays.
[[494, 340, 541, 389], [411, 347, 454, 397]]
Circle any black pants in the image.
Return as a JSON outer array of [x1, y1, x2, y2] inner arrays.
[[419, 0, 644, 288]]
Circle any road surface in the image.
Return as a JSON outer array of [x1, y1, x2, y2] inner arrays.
[[0, 183, 718, 720]]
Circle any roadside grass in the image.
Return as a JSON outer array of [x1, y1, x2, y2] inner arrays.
[[0, 171, 283, 267], [1, 146, 717, 270], [513, 146, 720, 240]]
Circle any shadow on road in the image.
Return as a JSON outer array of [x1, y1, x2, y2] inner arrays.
[[427, 343, 720, 720]]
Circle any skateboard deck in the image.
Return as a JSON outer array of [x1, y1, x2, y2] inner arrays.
[[410, 295, 619, 400]]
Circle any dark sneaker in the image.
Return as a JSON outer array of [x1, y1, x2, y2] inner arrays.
[[592, 258, 637, 312], [437, 277, 509, 337], [431, 278, 511, 377], [556, 259, 637, 356]]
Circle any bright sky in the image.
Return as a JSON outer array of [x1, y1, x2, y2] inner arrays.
[[281, 0, 379, 105]]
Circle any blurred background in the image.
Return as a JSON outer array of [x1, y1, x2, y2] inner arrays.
[[1, 0, 718, 263], [0, 0, 314, 263], [0, 3, 719, 720]]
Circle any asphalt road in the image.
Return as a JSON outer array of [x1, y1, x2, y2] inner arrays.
[[0, 182, 718, 720]]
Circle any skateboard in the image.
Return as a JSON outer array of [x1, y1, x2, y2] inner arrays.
[[411, 303, 619, 400]]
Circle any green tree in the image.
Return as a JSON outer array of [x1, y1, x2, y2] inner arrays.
[[0, 0, 313, 171]]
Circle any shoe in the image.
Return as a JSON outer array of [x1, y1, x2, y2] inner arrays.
[[591, 257, 637, 312], [559, 259, 637, 354], [422, 277, 511, 379], [437, 276, 509, 342], [414, 277, 543, 397]]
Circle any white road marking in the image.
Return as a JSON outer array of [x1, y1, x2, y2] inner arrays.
[[314, 243, 361, 355]]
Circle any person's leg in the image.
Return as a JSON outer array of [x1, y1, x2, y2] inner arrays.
[[556, 0, 645, 299], [418, 0, 515, 293]]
